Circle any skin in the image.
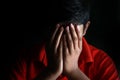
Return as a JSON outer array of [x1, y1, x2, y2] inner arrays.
[[35, 24, 64, 80], [62, 24, 90, 80], [34, 22, 90, 80], [63, 24, 83, 74]]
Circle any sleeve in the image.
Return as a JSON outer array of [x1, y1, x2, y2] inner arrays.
[[9, 59, 27, 80], [9, 45, 47, 80], [94, 50, 120, 80]]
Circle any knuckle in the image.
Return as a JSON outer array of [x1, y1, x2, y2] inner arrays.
[[73, 36, 78, 41], [69, 42, 73, 47], [78, 37, 81, 41], [68, 39, 72, 43]]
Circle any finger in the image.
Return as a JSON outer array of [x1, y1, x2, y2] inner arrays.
[[58, 39, 63, 64], [54, 27, 64, 53], [70, 23, 78, 49], [75, 24, 83, 48], [63, 35, 69, 56], [65, 26, 74, 54], [50, 24, 60, 45]]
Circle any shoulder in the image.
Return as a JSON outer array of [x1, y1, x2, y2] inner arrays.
[[88, 44, 116, 69], [88, 44, 119, 79], [8, 43, 46, 80], [88, 44, 112, 62]]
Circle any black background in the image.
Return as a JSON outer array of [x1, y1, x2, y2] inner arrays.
[[1, 0, 120, 78]]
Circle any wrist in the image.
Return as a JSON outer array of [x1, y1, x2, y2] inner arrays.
[[34, 67, 61, 80], [45, 67, 61, 79], [66, 68, 90, 80], [65, 67, 79, 77]]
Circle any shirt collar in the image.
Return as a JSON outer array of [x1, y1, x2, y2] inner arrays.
[[80, 37, 93, 63]]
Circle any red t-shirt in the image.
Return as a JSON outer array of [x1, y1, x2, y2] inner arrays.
[[10, 38, 119, 80]]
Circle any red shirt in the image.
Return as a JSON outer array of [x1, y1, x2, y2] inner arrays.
[[10, 38, 119, 80]]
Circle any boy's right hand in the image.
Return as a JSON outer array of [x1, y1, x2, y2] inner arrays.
[[45, 24, 64, 79]]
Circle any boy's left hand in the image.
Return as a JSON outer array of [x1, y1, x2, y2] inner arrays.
[[62, 23, 83, 75]]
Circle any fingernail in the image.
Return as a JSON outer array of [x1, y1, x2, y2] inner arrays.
[[60, 27, 64, 31], [66, 26, 69, 31], [70, 23, 74, 29], [77, 25, 80, 30], [56, 24, 60, 27]]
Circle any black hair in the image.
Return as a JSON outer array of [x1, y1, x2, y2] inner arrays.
[[44, 0, 91, 41], [47, 0, 91, 26]]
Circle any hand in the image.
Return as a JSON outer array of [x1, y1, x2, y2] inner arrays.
[[45, 24, 64, 78], [62, 23, 83, 75]]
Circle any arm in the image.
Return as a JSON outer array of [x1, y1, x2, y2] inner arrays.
[[34, 24, 64, 80], [67, 68, 90, 80], [9, 24, 64, 80], [34, 68, 61, 80]]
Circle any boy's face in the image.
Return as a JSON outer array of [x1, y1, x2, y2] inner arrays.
[[50, 20, 90, 40], [57, 22, 84, 37]]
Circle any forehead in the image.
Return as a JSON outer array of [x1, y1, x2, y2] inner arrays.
[[58, 21, 82, 27]]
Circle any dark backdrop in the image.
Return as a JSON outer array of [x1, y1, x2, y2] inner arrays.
[[85, 0, 120, 73], [1, 0, 120, 78]]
